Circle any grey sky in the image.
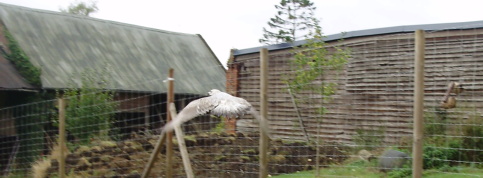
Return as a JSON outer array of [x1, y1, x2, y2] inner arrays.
[[1, 0, 483, 67]]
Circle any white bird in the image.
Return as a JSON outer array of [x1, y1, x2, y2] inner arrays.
[[162, 89, 270, 136]]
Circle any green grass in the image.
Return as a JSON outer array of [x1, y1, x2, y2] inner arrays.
[[422, 167, 483, 178], [271, 166, 483, 178], [270, 166, 380, 178]]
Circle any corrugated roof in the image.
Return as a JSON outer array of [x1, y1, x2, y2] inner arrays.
[[0, 3, 226, 94], [234, 20, 483, 56]]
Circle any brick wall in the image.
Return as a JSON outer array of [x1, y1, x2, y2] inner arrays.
[[225, 51, 240, 133], [226, 50, 240, 97]]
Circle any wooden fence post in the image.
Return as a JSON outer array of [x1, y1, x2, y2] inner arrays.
[[259, 48, 269, 178], [58, 98, 66, 178], [166, 68, 174, 178], [413, 29, 425, 178], [141, 131, 167, 178], [169, 103, 194, 178], [141, 69, 174, 178]]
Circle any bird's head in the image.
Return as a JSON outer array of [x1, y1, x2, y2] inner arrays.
[[208, 89, 221, 95]]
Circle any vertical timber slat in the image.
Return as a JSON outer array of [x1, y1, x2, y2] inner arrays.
[[166, 68, 174, 178], [141, 69, 174, 178], [169, 103, 195, 178], [259, 48, 269, 178], [413, 30, 425, 178], [58, 98, 66, 178], [141, 131, 167, 177]]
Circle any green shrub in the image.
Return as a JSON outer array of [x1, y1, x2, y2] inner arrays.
[[460, 115, 482, 165], [423, 146, 459, 169], [211, 116, 225, 133], [388, 167, 412, 178], [424, 109, 446, 136], [62, 68, 118, 144]]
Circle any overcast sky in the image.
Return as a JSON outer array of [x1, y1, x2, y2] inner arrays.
[[1, 0, 483, 67]]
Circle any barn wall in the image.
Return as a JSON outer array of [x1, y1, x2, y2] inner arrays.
[[229, 29, 483, 144], [115, 93, 150, 113], [0, 92, 15, 136]]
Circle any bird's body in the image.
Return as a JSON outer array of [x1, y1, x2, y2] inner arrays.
[[163, 89, 268, 136]]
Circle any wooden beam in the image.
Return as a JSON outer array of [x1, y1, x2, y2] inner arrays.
[[58, 98, 66, 178], [141, 69, 174, 178], [413, 29, 425, 178], [169, 103, 194, 178], [166, 68, 174, 178], [259, 48, 269, 178], [141, 131, 167, 178]]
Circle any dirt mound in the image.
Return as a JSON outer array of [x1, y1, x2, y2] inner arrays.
[[39, 132, 347, 177]]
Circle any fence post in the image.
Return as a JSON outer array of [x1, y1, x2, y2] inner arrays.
[[141, 131, 167, 178], [58, 97, 66, 178], [413, 29, 425, 178], [141, 69, 174, 178], [166, 68, 174, 178], [169, 103, 194, 178], [259, 48, 269, 178]]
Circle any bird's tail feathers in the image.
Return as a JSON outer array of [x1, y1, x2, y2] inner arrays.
[[248, 108, 272, 139], [162, 117, 183, 133]]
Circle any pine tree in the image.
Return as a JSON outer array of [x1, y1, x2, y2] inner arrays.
[[261, 2, 349, 175], [259, 0, 317, 45]]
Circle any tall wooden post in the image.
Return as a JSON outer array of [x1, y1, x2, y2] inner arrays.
[[413, 30, 425, 178], [259, 48, 269, 178], [141, 69, 175, 178], [141, 131, 167, 178], [166, 68, 174, 178], [58, 98, 66, 178], [169, 103, 194, 178]]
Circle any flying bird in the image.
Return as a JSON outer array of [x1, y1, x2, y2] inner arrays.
[[162, 89, 270, 136]]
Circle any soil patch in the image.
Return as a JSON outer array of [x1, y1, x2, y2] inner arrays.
[[40, 132, 347, 177]]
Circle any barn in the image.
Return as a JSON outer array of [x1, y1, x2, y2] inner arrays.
[[227, 20, 483, 143], [0, 2, 225, 173]]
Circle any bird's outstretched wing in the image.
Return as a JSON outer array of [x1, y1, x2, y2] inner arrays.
[[162, 97, 215, 132], [163, 91, 251, 132], [162, 90, 271, 138], [209, 92, 251, 118], [247, 107, 271, 138]]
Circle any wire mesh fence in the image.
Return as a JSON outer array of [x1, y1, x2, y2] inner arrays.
[[421, 27, 483, 176], [0, 26, 482, 178]]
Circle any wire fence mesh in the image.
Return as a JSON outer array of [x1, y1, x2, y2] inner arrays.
[[0, 26, 482, 178]]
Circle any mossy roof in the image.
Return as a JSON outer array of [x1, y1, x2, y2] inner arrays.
[[0, 3, 225, 94]]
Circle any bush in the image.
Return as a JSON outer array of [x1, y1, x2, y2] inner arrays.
[[423, 146, 459, 169], [460, 115, 482, 165], [62, 68, 118, 144], [388, 167, 412, 178], [424, 109, 447, 136]]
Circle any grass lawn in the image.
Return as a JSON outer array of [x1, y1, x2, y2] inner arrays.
[[271, 166, 483, 178]]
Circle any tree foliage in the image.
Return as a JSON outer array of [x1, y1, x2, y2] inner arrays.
[[287, 22, 349, 95], [260, 0, 350, 115], [60, 1, 99, 16], [287, 29, 349, 116], [61, 66, 117, 144], [259, 0, 317, 45]]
